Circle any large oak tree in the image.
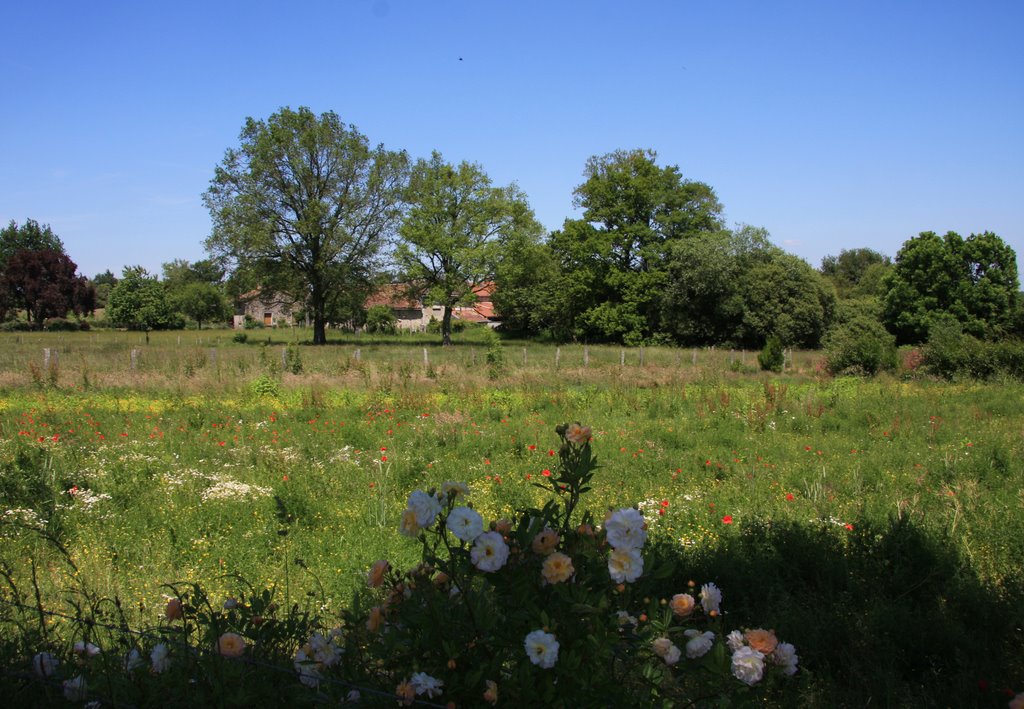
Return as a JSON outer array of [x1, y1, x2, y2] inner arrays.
[[204, 107, 409, 344]]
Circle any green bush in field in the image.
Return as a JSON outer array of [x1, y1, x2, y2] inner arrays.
[[365, 304, 398, 334], [823, 316, 897, 376], [758, 336, 785, 372], [249, 374, 280, 397]]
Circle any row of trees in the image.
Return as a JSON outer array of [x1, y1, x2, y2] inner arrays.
[[3, 106, 1020, 349]]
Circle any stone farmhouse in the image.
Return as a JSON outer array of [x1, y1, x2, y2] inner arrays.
[[232, 291, 302, 329], [364, 282, 501, 331]]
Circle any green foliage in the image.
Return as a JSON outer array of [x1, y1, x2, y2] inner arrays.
[[106, 266, 181, 330], [204, 106, 409, 345], [484, 329, 505, 379], [397, 151, 543, 346], [0, 219, 64, 272], [249, 374, 280, 397], [758, 335, 785, 372], [232, 332, 248, 344], [364, 304, 398, 334], [170, 282, 231, 329], [548, 149, 723, 343], [882, 230, 1019, 343], [285, 344, 303, 375], [741, 252, 836, 348], [820, 248, 892, 298], [823, 316, 897, 376]]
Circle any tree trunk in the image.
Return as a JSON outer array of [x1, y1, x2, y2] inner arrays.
[[442, 305, 453, 346], [311, 283, 327, 345]]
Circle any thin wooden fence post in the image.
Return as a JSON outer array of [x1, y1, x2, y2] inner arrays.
[[354, 348, 361, 362], [691, 348, 697, 365], [43, 348, 51, 370], [555, 347, 561, 369], [424, 348, 430, 369], [130, 349, 139, 370], [281, 347, 288, 371], [584, 345, 589, 367], [620, 348, 625, 366], [639, 346, 645, 367], [523, 347, 527, 366]]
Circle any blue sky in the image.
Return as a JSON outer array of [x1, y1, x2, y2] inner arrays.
[[2, 0, 1022, 280]]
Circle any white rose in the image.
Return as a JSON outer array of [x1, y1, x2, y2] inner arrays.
[[700, 582, 722, 614], [407, 490, 442, 527], [32, 651, 59, 678], [471, 531, 510, 572], [410, 671, 444, 698], [524, 629, 559, 669], [726, 629, 745, 652], [446, 506, 484, 542], [604, 507, 647, 550], [63, 675, 88, 702], [731, 646, 765, 686], [608, 546, 644, 583], [684, 629, 716, 659], [771, 641, 799, 676], [150, 643, 171, 673]]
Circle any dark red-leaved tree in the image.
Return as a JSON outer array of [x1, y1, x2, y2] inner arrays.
[[0, 249, 95, 327]]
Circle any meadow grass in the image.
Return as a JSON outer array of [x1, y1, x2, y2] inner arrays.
[[0, 329, 1021, 706]]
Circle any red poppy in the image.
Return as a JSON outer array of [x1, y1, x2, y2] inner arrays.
[[722, 515, 733, 524], [845, 523, 854, 531], [785, 493, 795, 501], [541, 469, 552, 477]]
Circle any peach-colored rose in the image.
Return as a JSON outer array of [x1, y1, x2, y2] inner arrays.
[[483, 679, 498, 705], [577, 523, 596, 537], [164, 598, 183, 621], [744, 628, 779, 655], [493, 518, 512, 535], [395, 679, 415, 706], [399, 508, 421, 537], [541, 552, 575, 584], [367, 560, 390, 588], [216, 632, 246, 658], [366, 606, 385, 633], [531, 528, 560, 555], [670, 593, 696, 618], [565, 423, 592, 445]]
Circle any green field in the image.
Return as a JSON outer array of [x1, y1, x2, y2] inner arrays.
[[1, 329, 1022, 706]]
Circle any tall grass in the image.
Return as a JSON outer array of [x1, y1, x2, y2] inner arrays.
[[0, 330, 1021, 705]]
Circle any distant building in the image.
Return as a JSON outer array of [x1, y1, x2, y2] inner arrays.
[[364, 282, 502, 331], [233, 291, 301, 328]]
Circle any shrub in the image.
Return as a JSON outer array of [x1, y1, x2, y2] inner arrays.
[[758, 336, 785, 372], [365, 304, 398, 334], [0, 320, 34, 332], [484, 329, 505, 379], [232, 332, 248, 344], [249, 374, 279, 398], [426, 316, 465, 334], [42, 317, 84, 332], [922, 316, 968, 380], [823, 316, 897, 376]]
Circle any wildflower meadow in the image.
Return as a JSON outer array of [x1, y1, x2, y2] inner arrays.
[[0, 330, 1022, 707]]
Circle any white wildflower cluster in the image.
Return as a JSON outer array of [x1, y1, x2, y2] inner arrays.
[[3, 507, 45, 530], [293, 628, 344, 688], [68, 488, 112, 510], [200, 478, 272, 503], [604, 507, 646, 583]]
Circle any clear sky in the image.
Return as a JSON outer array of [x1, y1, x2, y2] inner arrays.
[[2, 0, 1022, 280]]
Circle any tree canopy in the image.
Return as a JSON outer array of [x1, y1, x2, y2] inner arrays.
[[547, 149, 723, 344], [106, 266, 179, 331], [0, 219, 64, 274], [881, 231, 1019, 343], [396, 152, 543, 345], [204, 106, 409, 344], [0, 249, 93, 326]]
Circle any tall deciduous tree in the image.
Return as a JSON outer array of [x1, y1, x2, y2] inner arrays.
[[881, 231, 1019, 343], [0, 249, 93, 326], [550, 149, 723, 344], [0, 219, 65, 274], [396, 152, 543, 345], [204, 107, 409, 344], [106, 266, 179, 331]]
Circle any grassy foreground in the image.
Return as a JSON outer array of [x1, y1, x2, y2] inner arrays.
[[0, 330, 1022, 706]]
